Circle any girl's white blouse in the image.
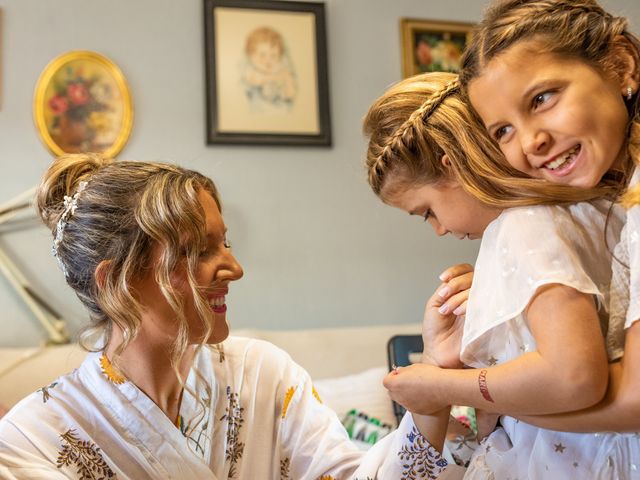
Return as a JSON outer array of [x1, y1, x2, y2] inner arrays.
[[461, 200, 624, 367]]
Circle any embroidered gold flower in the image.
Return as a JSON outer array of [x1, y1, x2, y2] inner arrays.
[[99, 355, 126, 385], [318, 476, 335, 480], [281, 386, 296, 419], [312, 386, 323, 404]]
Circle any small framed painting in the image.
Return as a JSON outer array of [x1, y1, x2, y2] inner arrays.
[[204, 0, 331, 146], [400, 19, 474, 78], [33, 50, 133, 158]]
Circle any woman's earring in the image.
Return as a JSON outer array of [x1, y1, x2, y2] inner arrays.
[[627, 86, 634, 101]]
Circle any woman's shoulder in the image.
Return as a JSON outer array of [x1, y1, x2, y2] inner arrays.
[[222, 335, 295, 360], [0, 370, 81, 444], [210, 336, 306, 380]]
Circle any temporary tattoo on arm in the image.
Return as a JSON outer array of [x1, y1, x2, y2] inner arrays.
[[478, 369, 494, 403]]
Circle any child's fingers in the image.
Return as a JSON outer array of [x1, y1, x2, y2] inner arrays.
[[438, 291, 469, 316], [439, 263, 474, 282], [437, 271, 473, 302]]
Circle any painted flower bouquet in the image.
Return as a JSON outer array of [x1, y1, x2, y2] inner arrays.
[[47, 67, 113, 150]]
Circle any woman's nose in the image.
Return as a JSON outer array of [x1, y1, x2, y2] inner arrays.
[[220, 250, 244, 282]]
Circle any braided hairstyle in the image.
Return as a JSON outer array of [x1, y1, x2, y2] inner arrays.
[[364, 72, 615, 207], [460, 0, 640, 205]]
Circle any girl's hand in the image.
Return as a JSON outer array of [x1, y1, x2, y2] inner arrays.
[[423, 264, 474, 368], [383, 364, 449, 415], [475, 409, 501, 441]]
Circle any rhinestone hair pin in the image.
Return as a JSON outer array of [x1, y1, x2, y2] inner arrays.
[[52, 181, 88, 277]]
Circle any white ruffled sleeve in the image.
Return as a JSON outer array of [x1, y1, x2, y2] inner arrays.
[[461, 203, 616, 367]]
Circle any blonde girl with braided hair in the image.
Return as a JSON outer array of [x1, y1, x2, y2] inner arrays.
[[0, 153, 466, 479], [364, 71, 638, 478]]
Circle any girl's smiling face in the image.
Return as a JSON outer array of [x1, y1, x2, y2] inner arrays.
[[467, 40, 633, 188]]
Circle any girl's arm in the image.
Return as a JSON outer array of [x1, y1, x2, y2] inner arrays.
[[411, 409, 451, 453], [393, 265, 470, 454], [384, 283, 609, 416], [514, 320, 640, 432]]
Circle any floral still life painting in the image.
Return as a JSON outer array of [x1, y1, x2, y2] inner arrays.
[[33, 51, 133, 158], [400, 19, 474, 78]]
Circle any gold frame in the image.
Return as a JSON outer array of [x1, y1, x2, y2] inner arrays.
[[33, 50, 133, 158], [400, 18, 474, 78]]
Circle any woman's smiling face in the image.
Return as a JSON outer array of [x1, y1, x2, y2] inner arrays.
[[467, 40, 631, 188]]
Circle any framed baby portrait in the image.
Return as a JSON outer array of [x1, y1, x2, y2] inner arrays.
[[204, 0, 331, 146], [33, 50, 133, 158], [400, 18, 474, 78]]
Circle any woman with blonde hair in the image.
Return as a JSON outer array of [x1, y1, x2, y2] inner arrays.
[[0, 153, 454, 479], [364, 71, 637, 478]]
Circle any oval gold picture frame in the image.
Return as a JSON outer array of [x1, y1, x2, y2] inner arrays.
[[33, 50, 133, 158]]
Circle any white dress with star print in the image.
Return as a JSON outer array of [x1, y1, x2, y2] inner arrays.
[[459, 201, 640, 480]]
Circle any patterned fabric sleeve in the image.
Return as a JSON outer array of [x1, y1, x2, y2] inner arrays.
[[278, 368, 362, 479], [0, 434, 69, 480], [277, 350, 469, 479], [353, 412, 467, 480]]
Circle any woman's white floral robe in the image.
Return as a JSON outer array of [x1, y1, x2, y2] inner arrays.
[[0, 337, 448, 479]]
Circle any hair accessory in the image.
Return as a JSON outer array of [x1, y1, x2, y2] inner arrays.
[[51, 180, 88, 277], [627, 86, 634, 101]]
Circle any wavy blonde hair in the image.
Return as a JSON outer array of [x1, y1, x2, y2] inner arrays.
[[459, 0, 640, 207], [364, 72, 615, 206], [36, 154, 220, 372]]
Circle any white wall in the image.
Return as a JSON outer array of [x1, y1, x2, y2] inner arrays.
[[0, 0, 637, 346]]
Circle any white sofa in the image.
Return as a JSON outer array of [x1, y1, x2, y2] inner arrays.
[[0, 323, 420, 427]]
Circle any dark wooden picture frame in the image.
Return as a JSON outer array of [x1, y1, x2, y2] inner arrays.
[[204, 0, 331, 146]]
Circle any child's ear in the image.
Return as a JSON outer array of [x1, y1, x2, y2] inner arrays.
[[94, 260, 112, 291], [441, 154, 452, 169], [610, 35, 639, 96]]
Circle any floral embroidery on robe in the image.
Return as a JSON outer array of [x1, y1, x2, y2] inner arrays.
[[37, 381, 59, 403], [221, 386, 245, 477], [399, 426, 448, 480], [56, 428, 116, 480]]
